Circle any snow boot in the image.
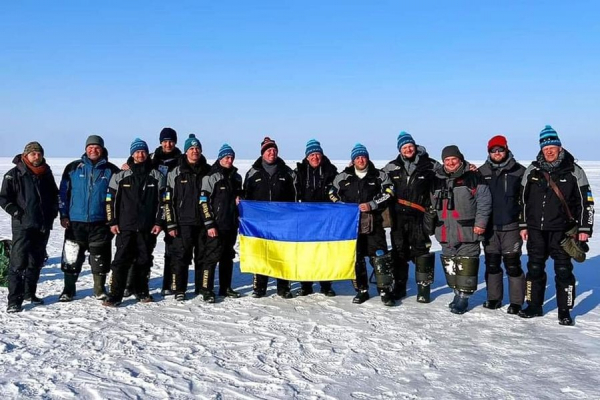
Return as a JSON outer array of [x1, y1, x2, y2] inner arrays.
[[450, 292, 469, 314], [7, 303, 22, 313], [416, 284, 431, 303], [24, 294, 45, 305], [558, 309, 574, 326], [518, 305, 544, 318], [507, 304, 522, 315], [381, 291, 395, 307], [483, 299, 502, 309], [352, 290, 370, 304], [59, 273, 78, 302], [93, 274, 108, 300]]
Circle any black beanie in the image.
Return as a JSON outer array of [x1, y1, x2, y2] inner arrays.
[[441, 145, 464, 160], [159, 127, 178, 144]]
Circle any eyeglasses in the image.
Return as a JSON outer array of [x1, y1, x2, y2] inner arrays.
[[489, 148, 506, 154]]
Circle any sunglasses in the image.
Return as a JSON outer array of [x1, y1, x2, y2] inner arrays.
[[489, 148, 506, 154]]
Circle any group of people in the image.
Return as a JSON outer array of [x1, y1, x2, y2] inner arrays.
[[0, 126, 594, 326]]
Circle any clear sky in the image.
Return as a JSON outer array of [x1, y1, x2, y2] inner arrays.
[[1, 1, 599, 161]]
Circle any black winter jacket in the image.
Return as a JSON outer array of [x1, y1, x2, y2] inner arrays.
[[520, 149, 594, 235], [478, 153, 525, 231], [0, 155, 59, 231], [244, 157, 296, 202], [330, 161, 393, 226], [294, 156, 338, 202], [382, 146, 439, 219], [106, 158, 165, 231], [164, 155, 211, 228], [200, 162, 243, 231]]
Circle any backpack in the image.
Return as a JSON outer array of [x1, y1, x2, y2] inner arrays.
[[0, 239, 11, 287]]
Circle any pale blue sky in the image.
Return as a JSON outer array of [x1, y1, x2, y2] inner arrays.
[[1, 1, 598, 161]]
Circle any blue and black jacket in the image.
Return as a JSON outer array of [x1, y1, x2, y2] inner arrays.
[[59, 152, 119, 223]]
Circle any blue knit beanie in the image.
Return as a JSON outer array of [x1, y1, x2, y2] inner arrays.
[[397, 131, 416, 150], [305, 139, 323, 157], [351, 143, 369, 161], [130, 138, 149, 155], [184, 134, 202, 153], [539, 125, 562, 149], [218, 143, 235, 160]]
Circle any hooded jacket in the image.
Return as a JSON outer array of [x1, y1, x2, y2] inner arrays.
[[478, 152, 525, 231], [0, 154, 59, 231], [431, 161, 492, 247], [59, 151, 119, 223], [106, 157, 165, 231], [382, 145, 439, 219], [520, 149, 594, 235], [330, 161, 394, 225], [244, 157, 296, 202], [200, 161, 243, 231], [164, 154, 211, 228], [294, 155, 338, 202]]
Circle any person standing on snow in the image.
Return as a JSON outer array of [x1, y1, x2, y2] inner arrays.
[[123, 127, 182, 298], [57, 135, 119, 302], [330, 143, 395, 306], [244, 137, 296, 299], [198, 144, 244, 301], [477, 135, 526, 315], [382, 131, 439, 303], [163, 134, 211, 301], [103, 138, 164, 306], [431, 145, 492, 314], [294, 139, 339, 297], [0, 142, 58, 313], [518, 125, 594, 325]]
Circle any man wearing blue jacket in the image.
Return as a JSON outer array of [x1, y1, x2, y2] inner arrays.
[[58, 135, 119, 302]]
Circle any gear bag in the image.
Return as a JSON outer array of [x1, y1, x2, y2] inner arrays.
[[561, 224, 589, 263], [0, 239, 12, 287]]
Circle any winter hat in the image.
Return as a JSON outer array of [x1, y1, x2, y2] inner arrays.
[[23, 141, 44, 156], [130, 138, 149, 155], [260, 137, 278, 154], [351, 143, 369, 161], [184, 134, 202, 153], [441, 145, 464, 160], [397, 131, 416, 150], [85, 135, 105, 148], [218, 143, 235, 160], [487, 135, 508, 151], [159, 127, 178, 143], [539, 125, 561, 149], [305, 139, 323, 157]]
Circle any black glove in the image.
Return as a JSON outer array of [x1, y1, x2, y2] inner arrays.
[[5, 204, 23, 219]]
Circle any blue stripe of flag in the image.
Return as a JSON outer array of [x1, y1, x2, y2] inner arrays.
[[239, 201, 360, 242]]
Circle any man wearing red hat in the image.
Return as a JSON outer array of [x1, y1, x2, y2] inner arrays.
[[478, 135, 526, 315]]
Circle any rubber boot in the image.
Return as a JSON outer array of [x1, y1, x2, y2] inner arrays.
[[93, 274, 108, 300], [59, 273, 79, 302]]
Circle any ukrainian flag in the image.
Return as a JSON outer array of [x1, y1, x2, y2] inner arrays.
[[239, 201, 359, 281]]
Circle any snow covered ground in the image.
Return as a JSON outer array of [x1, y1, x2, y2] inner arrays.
[[1, 157, 599, 399]]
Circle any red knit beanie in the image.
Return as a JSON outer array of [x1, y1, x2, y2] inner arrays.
[[487, 135, 508, 151]]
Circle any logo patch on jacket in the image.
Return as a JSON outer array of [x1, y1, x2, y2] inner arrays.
[[123, 184, 131, 187], [588, 192, 594, 202]]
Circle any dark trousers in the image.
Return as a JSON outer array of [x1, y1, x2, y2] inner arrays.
[[8, 227, 50, 306], [200, 229, 238, 293], [170, 225, 208, 294], [61, 221, 113, 275], [526, 228, 575, 309], [390, 215, 431, 284], [161, 233, 174, 291], [354, 223, 388, 291], [109, 231, 157, 301]]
